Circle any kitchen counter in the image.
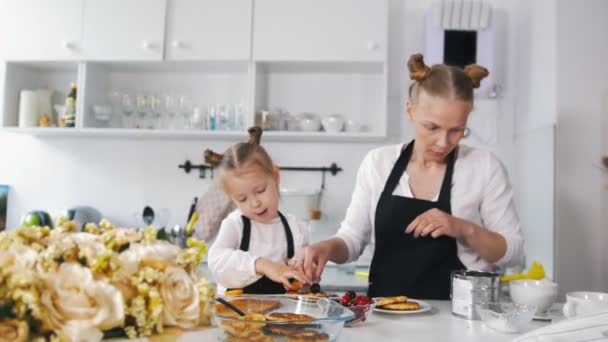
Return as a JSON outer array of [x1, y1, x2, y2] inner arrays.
[[199, 263, 370, 292], [119, 301, 556, 341]]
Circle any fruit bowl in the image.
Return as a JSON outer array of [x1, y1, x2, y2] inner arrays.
[[333, 291, 374, 327]]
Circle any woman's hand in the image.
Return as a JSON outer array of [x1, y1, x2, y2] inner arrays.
[[255, 258, 311, 289], [405, 208, 473, 239], [300, 241, 334, 283]]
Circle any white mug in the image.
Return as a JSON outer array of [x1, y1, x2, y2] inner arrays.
[[562, 291, 608, 318]]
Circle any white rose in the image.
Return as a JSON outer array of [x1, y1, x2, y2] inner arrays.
[[159, 266, 200, 329], [118, 242, 180, 277], [0, 319, 28, 342], [40, 263, 124, 341], [0, 245, 38, 271]]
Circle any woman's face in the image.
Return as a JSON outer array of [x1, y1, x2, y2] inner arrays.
[[223, 163, 281, 224], [406, 90, 471, 162]]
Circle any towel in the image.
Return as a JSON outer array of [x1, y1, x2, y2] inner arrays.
[[511, 310, 608, 342]]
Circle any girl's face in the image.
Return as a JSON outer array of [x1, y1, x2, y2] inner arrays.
[[224, 163, 280, 224], [406, 90, 471, 162]]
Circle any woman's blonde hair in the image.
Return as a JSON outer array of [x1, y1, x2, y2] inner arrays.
[[407, 53, 489, 105]]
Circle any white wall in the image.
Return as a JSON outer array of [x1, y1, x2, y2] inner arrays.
[[0, 0, 519, 246], [554, 0, 608, 293], [511, 0, 557, 278]]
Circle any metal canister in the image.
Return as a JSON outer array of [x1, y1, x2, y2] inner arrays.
[[451, 270, 500, 320]]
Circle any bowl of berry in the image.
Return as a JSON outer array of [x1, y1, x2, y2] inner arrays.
[[336, 291, 375, 327]]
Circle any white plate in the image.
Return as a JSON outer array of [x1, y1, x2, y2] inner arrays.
[[373, 299, 432, 315]]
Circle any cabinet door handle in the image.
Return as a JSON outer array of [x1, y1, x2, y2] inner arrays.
[[172, 40, 182, 48], [142, 40, 153, 49], [366, 40, 379, 51], [61, 40, 74, 49]]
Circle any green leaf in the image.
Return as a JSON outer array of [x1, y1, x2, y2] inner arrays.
[[118, 243, 130, 253], [103, 327, 128, 339], [156, 228, 171, 242], [0, 300, 16, 319]]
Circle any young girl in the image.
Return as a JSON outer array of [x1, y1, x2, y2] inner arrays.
[[208, 132, 311, 295]]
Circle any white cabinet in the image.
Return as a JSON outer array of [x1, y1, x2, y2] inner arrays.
[[253, 0, 387, 62], [82, 0, 167, 61], [0, 0, 83, 60], [165, 0, 252, 61]]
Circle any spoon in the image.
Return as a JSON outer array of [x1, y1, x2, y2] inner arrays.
[[216, 297, 246, 317], [142, 206, 154, 226]]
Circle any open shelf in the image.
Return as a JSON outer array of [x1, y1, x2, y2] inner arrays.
[[80, 60, 252, 130], [253, 61, 387, 137], [1, 61, 82, 128]]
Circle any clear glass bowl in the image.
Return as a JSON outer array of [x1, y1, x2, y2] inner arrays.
[[214, 295, 354, 341], [475, 302, 537, 333], [344, 302, 375, 327]]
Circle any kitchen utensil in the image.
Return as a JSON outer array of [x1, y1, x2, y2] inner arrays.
[[563, 291, 608, 318], [92, 105, 113, 125], [297, 113, 321, 132], [372, 299, 432, 315], [216, 297, 246, 317], [142, 206, 154, 226], [186, 211, 199, 236], [509, 279, 558, 315], [451, 270, 500, 320], [186, 197, 198, 222], [18, 89, 39, 128], [321, 114, 345, 133], [475, 302, 536, 333], [214, 295, 353, 342], [66, 206, 102, 230]]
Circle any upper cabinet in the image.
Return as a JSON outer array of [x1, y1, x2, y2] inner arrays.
[[82, 0, 167, 61], [165, 0, 252, 60], [253, 0, 387, 62], [0, 0, 83, 60]]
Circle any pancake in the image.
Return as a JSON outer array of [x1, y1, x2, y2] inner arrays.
[[375, 296, 408, 307], [265, 312, 315, 322], [215, 299, 281, 318], [286, 331, 329, 342], [379, 301, 421, 311]]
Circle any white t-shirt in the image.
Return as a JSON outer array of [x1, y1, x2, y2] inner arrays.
[[208, 209, 310, 294], [334, 144, 524, 271]]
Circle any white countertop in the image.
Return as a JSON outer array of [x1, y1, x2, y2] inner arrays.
[[118, 301, 558, 342]]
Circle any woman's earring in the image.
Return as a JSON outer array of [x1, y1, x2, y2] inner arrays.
[[463, 128, 471, 138]]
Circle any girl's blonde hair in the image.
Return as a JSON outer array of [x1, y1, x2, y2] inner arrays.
[[205, 127, 275, 191]]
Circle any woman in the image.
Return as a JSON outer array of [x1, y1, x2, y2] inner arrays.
[[299, 54, 524, 299]]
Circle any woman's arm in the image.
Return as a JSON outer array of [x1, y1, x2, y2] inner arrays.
[[302, 150, 378, 281], [406, 153, 524, 266]]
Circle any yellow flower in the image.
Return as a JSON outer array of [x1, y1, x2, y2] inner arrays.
[[159, 266, 200, 329], [0, 319, 28, 342], [39, 263, 124, 340]]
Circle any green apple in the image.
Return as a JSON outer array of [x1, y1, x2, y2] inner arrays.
[[21, 212, 42, 227]]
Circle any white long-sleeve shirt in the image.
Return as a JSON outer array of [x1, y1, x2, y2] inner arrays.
[[334, 144, 524, 271], [208, 209, 310, 294]]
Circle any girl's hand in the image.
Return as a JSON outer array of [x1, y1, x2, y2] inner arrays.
[[405, 208, 472, 239], [255, 258, 311, 289]]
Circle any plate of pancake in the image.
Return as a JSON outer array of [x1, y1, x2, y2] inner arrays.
[[372, 296, 431, 315]]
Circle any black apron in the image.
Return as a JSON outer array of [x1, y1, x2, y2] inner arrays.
[[368, 140, 466, 299], [230, 211, 295, 295]]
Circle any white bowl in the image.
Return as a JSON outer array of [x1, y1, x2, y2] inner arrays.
[[297, 113, 321, 132], [345, 119, 365, 132], [509, 279, 558, 314], [322, 114, 345, 133]]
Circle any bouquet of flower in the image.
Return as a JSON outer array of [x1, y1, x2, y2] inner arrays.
[[0, 217, 215, 342]]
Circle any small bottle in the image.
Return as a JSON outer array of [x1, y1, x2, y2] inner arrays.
[[62, 82, 77, 127], [207, 105, 217, 131]]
